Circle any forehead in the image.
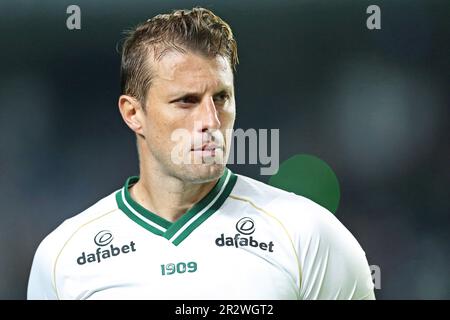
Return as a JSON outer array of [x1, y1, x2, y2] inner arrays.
[[150, 50, 234, 93]]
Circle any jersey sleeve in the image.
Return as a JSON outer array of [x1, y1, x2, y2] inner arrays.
[[295, 200, 375, 300], [27, 232, 61, 300]]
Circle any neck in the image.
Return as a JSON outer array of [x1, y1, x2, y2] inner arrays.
[[129, 160, 219, 223]]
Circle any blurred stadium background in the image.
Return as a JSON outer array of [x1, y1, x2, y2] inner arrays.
[[0, 0, 448, 299]]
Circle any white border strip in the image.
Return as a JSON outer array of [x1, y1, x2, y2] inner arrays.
[[121, 188, 167, 233], [169, 169, 231, 242]]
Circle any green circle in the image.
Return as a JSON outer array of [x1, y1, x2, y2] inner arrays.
[[268, 154, 340, 214]]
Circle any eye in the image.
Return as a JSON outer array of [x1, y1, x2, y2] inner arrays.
[[213, 92, 230, 104], [172, 95, 200, 107], [180, 96, 199, 104]]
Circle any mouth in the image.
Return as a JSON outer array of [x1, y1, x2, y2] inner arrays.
[[190, 144, 224, 158], [191, 144, 223, 152]]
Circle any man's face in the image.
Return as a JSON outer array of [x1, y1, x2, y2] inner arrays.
[[141, 50, 236, 183]]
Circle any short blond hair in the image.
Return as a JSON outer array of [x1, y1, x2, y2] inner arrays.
[[120, 7, 238, 105]]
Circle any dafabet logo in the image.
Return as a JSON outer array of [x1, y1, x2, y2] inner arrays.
[[76, 230, 137, 265], [215, 217, 275, 252]]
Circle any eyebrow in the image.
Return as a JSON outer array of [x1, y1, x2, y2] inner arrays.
[[168, 87, 233, 102]]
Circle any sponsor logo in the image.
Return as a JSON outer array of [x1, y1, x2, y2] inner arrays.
[[215, 217, 274, 252], [94, 230, 113, 246], [235, 217, 255, 235], [76, 230, 136, 265]]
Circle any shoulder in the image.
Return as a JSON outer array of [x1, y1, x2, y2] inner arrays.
[[33, 190, 119, 264], [232, 173, 374, 299], [232, 173, 339, 237], [28, 190, 120, 299], [233, 173, 365, 255]]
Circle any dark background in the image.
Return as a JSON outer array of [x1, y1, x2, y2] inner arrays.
[[0, 0, 448, 299]]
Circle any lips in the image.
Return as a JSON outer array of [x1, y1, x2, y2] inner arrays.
[[191, 144, 222, 151]]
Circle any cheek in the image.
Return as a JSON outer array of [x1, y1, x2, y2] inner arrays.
[[220, 108, 236, 128], [220, 112, 235, 144], [146, 105, 176, 133], [144, 109, 177, 149]]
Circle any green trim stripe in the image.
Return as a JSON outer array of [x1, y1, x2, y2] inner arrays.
[[163, 168, 230, 240], [115, 168, 238, 245], [123, 177, 172, 229], [172, 171, 237, 245], [115, 191, 166, 236]]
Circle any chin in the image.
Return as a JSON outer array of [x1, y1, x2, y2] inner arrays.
[[179, 163, 225, 184]]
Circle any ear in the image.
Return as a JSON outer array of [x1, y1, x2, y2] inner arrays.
[[118, 95, 145, 136]]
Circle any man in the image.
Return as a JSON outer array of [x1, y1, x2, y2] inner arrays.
[[28, 7, 375, 300]]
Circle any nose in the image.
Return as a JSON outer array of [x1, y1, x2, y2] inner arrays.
[[198, 96, 221, 132]]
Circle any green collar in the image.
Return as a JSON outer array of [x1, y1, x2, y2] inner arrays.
[[116, 168, 237, 246]]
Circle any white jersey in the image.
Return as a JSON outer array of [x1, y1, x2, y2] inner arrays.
[[28, 168, 375, 300]]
